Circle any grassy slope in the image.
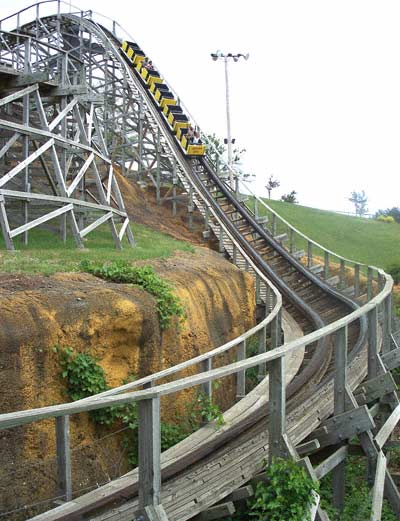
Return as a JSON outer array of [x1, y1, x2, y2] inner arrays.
[[0, 223, 194, 275], [259, 199, 400, 270]]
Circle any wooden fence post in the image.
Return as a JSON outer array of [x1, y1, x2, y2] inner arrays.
[[332, 326, 348, 513], [55, 415, 72, 501], [268, 354, 286, 462], [236, 340, 246, 400], [138, 397, 161, 512], [201, 358, 212, 399]]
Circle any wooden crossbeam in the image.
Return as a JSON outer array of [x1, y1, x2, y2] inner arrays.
[[0, 138, 54, 188], [381, 348, 400, 372], [355, 372, 397, 405], [0, 83, 38, 107], [375, 402, 400, 450], [314, 446, 348, 480], [195, 502, 235, 520], [48, 98, 79, 131], [79, 212, 113, 238], [66, 152, 94, 196], [370, 451, 387, 521], [9, 204, 73, 238], [312, 406, 375, 449]]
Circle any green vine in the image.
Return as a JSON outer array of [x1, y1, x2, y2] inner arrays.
[[248, 458, 319, 521], [80, 260, 186, 330], [56, 347, 224, 468]]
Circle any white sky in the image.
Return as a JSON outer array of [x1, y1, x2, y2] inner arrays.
[[1, 0, 399, 214]]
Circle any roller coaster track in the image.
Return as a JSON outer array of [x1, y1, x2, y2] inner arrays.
[[0, 4, 397, 521]]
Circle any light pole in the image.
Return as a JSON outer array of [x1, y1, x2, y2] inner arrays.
[[211, 50, 249, 187]]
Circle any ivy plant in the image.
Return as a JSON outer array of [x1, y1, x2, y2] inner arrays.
[[80, 260, 186, 330]]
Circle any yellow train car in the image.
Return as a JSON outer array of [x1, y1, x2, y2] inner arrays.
[[119, 41, 205, 157]]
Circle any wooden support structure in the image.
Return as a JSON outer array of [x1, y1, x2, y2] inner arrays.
[[55, 415, 72, 502]]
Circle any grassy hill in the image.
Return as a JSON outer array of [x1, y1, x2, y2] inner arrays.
[[255, 198, 400, 271]]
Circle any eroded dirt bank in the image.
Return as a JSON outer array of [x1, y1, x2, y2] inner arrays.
[[0, 247, 255, 519]]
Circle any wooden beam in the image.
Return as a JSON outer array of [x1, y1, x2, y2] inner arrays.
[[370, 451, 387, 521], [355, 372, 397, 405], [144, 504, 169, 521], [55, 416, 72, 501], [9, 203, 73, 238], [314, 446, 348, 480], [313, 406, 375, 449], [381, 348, 400, 372], [196, 502, 235, 520], [375, 402, 400, 450], [4, 71, 49, 87], [296, 439, 321, 457], [0, 83, 38, 107], [138, 397, 161, 510]]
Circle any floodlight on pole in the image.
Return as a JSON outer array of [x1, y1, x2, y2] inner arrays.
[[210, 51, 249, 188]]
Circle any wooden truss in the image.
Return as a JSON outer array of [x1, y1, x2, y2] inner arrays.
[[0, 32, 135, 250]]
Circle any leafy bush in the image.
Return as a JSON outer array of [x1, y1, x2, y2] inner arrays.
[[377, 215, 395, 224], [248, 458, 319, 521], [386, 264, 400, 284], [80, 260, 185, 330]]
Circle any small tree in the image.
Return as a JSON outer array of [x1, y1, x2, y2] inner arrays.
[[281, 190, 298, 204], [349, 190, 368, 217], [265, 174, 280, 199], [374, 207, 400, 224]]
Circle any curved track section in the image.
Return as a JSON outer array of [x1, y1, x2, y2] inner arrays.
[[0, 5, 393, 521]]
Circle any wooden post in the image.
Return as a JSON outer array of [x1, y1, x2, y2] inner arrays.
[[307, 241, 313, 268], [255, 274, 261, 305], [339, 259, 345, 290], [271, 310, 282, 351], [232, 244, 237, 264], [354, 264, 360, 298], [382, 294, 392, 355], [332, 326, 347, 514], [201, 358, 212, 399], [55, 415, 72, 501], [258, 326, 267, 381], [236, 340, 246, 400], [368, 307, 379, 380], [138, 397, 161, 511], [367, 267, 373, 301], [156, 130, 161, 205], [272, 214, 277, 236], [219, 227, 224, 253], [268, 354, 285, 462], [324, 251, 329, 280], [289, 228, 295, 254]]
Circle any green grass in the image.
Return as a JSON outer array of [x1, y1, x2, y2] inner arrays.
[[252, 198, 400, 270], [0, 223, 194, 275]]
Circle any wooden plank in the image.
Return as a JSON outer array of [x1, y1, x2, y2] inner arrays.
[[368, 307, 379, 379], [0, 138, 54, 188], [144, 504, 169, 521], [355, 372, 397, 405], [0, 188, 126, 218], [6, 71, 49, 87], [268, 354, 286, 460], [0, 131, 20, 160], [79, 212, 113, 238], [370, 451, 387, 521], [375, 402, 400, 450], [296, 439, 320, 456], [381, 348, 400, 372], [0, 194, 14, 250], [314, 445, 348, 479], [49, 98, 79, 131], [9, 204, 73, 238], [0, 83, 38, 106], [224, 485, 254, 502], [236, 341, 246, 400], [55, 416, 72, 501], [138, 397, 161, 510], [66, 152, 94, 196], [313, 406, 375, 449], [196, 501, 235, 520]]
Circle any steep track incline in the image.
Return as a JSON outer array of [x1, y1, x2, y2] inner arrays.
[[0, 6, 393, 521]]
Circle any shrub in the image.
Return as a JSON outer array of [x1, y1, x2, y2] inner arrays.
[[386, 264, 400, 284], [248, 458, 319, 521], [377, 215, 395, 224]]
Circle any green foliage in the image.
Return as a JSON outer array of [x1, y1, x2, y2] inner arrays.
[[182, 387, 225, 431], [248, 458, 319, 521], [348, 190, 368, 217], [387, 264, 400, 284], [377, 215, 395, 224], [281, 190, 299, 204], [57, 347, 223, 470], [80, 260, 185, 330], [0, 223, 194, 275], [375, 207, 400, 224], [319, 455, 396, 520]]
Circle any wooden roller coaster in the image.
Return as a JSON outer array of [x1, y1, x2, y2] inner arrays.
[[0, 4, 399, 521]]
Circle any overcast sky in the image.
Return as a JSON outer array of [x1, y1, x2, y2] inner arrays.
[[1, 0, 399, 214]]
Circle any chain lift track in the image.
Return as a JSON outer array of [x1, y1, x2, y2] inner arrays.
[[0, 5, 399, 521]]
